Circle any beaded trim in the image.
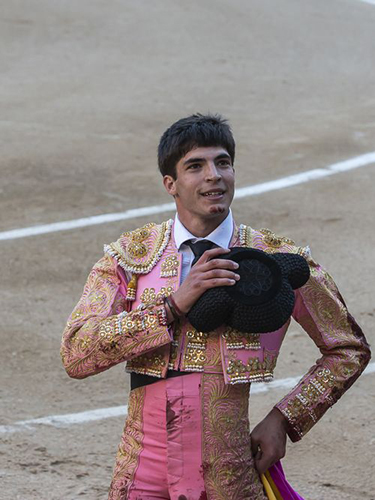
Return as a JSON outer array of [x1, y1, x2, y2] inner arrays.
[[280, 368, 336, 434], [222, 328, 261, 350], [126, 366, 164, 378], [183, 329, 208, 372], [126, 352, 167, 378], [160, 254, 179, 278], [225, 355, 276, 384], [104, 220, 173, 275], [98, 307, 166, 343], [238, 224, 251, 247]]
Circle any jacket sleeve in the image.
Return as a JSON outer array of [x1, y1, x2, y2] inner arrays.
[[274, 252, 371, 442], [60, 254, 172, 379]]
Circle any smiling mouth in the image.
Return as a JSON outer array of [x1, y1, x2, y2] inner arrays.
[[201, 190, 225, 197]]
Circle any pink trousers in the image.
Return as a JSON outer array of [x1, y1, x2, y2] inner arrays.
[[108, 373, 300, 500]]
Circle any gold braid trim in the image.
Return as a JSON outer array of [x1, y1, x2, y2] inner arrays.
[[104, 220, 173, 275]]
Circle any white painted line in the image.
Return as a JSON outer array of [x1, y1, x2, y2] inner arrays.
[[1, 152, 375, 241], [0, 405, 128, 434], [0, 203, 175, 241], [359, 0, 375, 5], [1, 362, 373, 434]]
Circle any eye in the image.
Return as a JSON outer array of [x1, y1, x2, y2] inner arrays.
[[187, 163, 201, 170], [217, 159, 232, 167]]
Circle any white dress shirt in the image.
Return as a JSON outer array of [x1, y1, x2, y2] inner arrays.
[[173, 210, 234, 283]]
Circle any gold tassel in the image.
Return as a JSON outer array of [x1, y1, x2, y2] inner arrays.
[[126, 274, 138, 301]]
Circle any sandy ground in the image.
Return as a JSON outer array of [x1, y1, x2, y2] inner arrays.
[[1, 0, 375, 499]]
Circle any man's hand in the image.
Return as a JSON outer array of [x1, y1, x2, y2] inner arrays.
[[250, 408, 288, 474], [172, 247, 240, 315]]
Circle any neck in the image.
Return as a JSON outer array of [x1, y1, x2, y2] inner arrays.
[[177, 211, 229, 237]]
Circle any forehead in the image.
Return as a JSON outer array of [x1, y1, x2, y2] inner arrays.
[[179, 146, 230, 163]]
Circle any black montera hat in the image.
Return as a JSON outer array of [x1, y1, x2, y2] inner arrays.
[[187, 247, 310, 333]]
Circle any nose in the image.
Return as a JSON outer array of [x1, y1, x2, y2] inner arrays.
[[205, 161, 221, 181]]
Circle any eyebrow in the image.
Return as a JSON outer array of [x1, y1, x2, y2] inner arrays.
[[183, 153, 232, 166]]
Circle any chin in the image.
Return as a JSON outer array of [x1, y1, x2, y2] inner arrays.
[[207, 205, 228, 215]]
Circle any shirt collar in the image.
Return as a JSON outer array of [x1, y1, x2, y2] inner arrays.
[[173, 210, 234, 250]]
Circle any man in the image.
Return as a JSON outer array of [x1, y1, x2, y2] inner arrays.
[[61, 114, 371, 500]]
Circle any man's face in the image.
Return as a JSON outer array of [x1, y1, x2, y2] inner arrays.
[[163, 146, 235, 224]]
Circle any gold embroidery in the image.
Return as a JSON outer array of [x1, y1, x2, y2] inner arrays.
[[222, 327, 261, 350], [71, 310, 83, 320], [259, 228, 295, 248], [226, 355, 276, 383], [98, 308, 164, 344], [125, 273, 138, 301], [143, 313, 159, 330], [160, 254, 179, 277], [127, 228, 150, 258], [238, 224, 252, 247], [139, 286, 173, 306], [80, 335, 91, 350], [127, 352, 167, 377], [104, 220, 173, 275], [283, 368, 336, 424], [109, 387, 145, 499], [205, 332, 224, 371], [201, 374, 267, 499], [183, 329, 208, 371], [140, 287, 157, 304]]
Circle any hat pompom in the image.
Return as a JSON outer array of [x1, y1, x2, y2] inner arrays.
[[272, 253, 310, 290]]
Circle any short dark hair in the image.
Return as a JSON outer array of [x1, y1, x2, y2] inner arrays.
[[158, 113, 235, 178]]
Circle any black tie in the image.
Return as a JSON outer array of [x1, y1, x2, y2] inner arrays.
[[185, 239, 215, 266]]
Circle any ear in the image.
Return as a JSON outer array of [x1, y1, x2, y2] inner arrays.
[[163, 175, 177, 197]]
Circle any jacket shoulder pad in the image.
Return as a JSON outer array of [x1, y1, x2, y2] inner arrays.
[[240, 225, 309, 258], [104, 219, 173, 274]]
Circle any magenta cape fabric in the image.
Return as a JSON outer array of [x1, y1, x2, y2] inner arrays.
[[268, 461, 305, 500]]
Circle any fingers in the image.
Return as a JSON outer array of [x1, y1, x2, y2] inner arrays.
[[251, 439, 285, 475], [201, 246, 231, 257], [201, 277, 238, 289], [251, 443, 273, 474], [251, 436, 260, 458], [254, 450, 279, 475], [201, 268, 240, 282], [195, 247, 232, 265], [255, 457, 269, 475], [196, 251, 239, 272], [201, 259, 239, 272]]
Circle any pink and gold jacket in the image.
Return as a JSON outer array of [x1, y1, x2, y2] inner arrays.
[[61, 220, 370, 442]]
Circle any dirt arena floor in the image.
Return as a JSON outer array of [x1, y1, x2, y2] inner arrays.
[[1, 0, 375, 499]]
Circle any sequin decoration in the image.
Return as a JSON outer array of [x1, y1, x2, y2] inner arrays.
[[226, 354, 276, 383], [183, 329, 209, 371], [284, 369, 335, 418], [139, 286, 174, 306], [126, 350, 168, 378], [160, 254, 179, 278], [222, 327, 261, 350], [61, 254, 172, 380], [259, 228, 295, 248], [98, 308, 164, 344], [104, 220, 173, 275], [238, 224, 252, 247], [127, 227, 150, 258]]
